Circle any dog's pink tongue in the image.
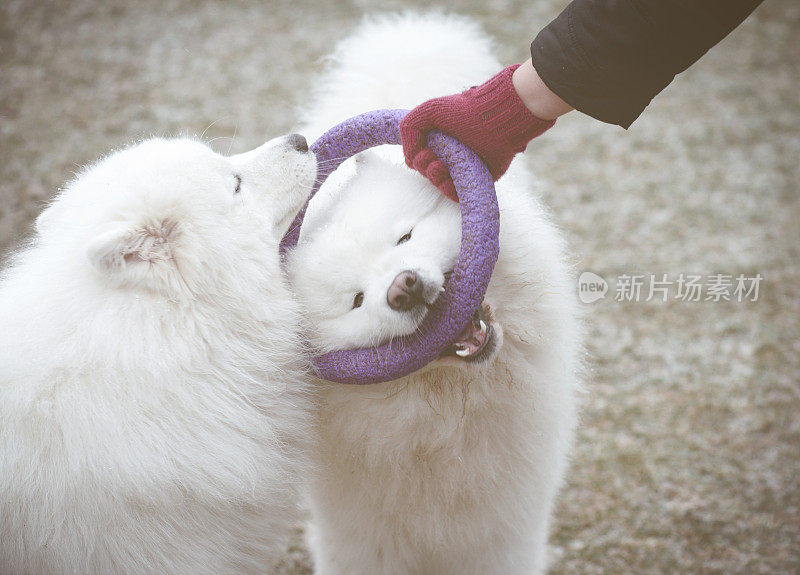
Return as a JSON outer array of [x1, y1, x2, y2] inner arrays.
[[454, 321, 487, 355]]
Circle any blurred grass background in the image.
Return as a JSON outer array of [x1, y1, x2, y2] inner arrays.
[[1, 1, 798, 573]]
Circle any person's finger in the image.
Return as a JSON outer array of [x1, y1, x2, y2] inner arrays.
[[425, 159, 451, 188], [407, 145, 458, 202], [412, 148, 437, 175]]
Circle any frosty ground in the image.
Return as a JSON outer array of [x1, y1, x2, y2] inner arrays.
[[1, 1, 798, 573]]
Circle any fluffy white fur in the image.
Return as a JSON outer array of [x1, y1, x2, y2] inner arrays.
[[0, 136, 317, 573], [288, 13, 583, 575]]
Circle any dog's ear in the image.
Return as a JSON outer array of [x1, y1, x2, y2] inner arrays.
[[35, 198, 70, 236], [35, 207, 57, 235], [87, 218, 179, 274]]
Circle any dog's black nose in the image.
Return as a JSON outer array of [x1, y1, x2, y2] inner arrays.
[[287, 133, 308, 153], [387, 270, 424, 311]]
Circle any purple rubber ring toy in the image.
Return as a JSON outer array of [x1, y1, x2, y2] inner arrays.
[[280, 109, 499, 385]]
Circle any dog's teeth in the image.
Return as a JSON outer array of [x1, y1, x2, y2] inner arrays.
[[439, 286, 446, 293], [479, 320, 487, 335], [455, 347, 470, 357]]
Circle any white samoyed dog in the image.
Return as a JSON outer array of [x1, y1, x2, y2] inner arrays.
[[287, 13, 583, 575], [0, 135, 316, 573]]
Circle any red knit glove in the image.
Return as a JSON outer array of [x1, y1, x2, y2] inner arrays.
[[400, 64, 555, 201]]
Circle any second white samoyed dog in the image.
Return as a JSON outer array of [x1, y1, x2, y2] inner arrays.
[[0, 135, 316, 573], [287, 13, 583, 575]]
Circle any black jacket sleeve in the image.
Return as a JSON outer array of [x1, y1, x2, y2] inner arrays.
[[531, 0, 763, 128]]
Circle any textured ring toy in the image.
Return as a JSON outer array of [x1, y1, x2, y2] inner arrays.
[[280, 109, 500, 385]]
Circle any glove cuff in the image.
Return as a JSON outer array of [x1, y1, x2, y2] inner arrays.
[[472, 64, 556, 153]]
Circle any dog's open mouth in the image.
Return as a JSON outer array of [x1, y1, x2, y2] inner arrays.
[[439, 303, 498, 363]]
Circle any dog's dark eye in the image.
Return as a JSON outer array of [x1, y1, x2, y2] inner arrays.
[[396, 229, 413, 245], [233, 174, 242, 194], [352, 292, 365, 309]]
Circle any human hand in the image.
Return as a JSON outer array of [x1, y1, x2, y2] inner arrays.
[[400, 63, 557, 200]]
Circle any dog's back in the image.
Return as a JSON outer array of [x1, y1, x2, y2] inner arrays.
[[300, 12, 502, 140]]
